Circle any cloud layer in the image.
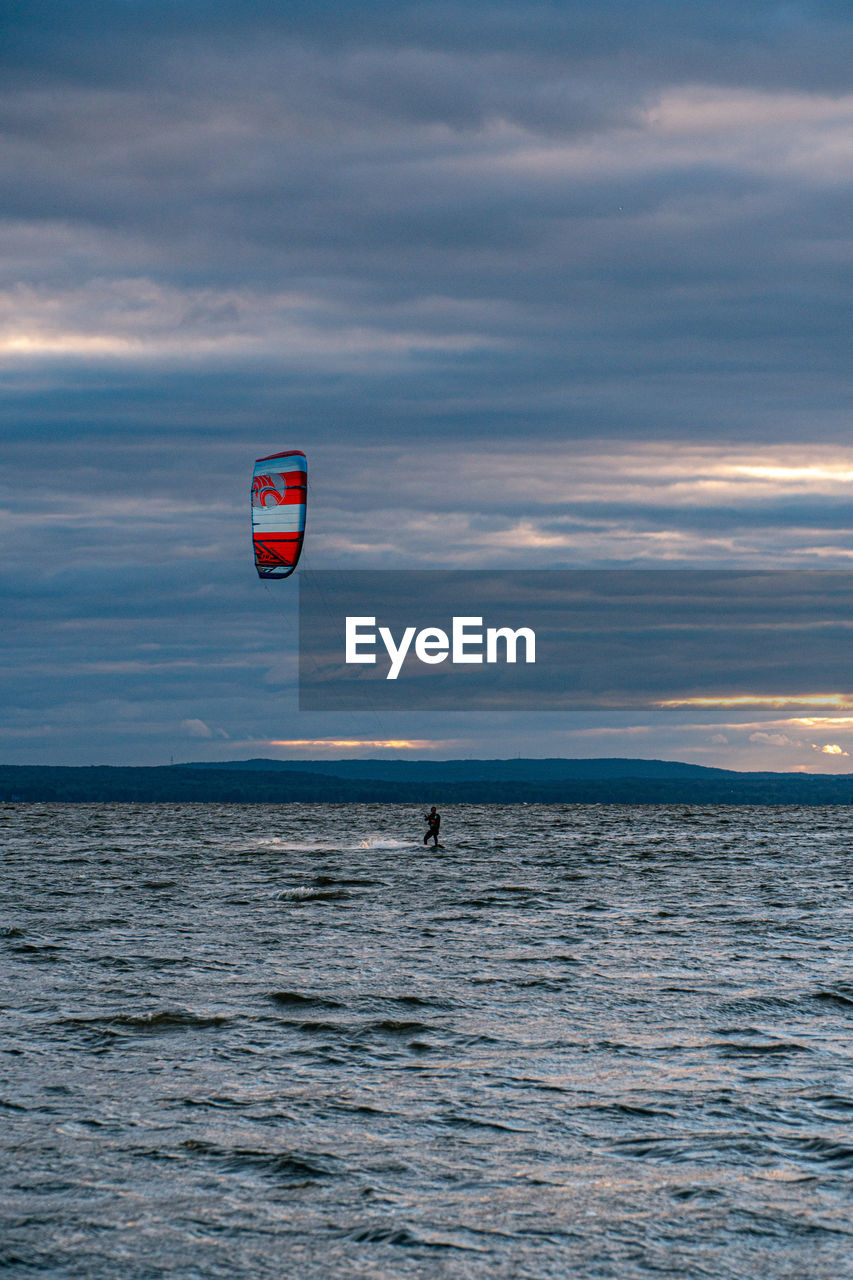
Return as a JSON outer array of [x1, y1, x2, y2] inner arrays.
[[3, 2, 853, 764]]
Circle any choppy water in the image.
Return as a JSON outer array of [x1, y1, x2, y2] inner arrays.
[[2, 803, 852, 1279]]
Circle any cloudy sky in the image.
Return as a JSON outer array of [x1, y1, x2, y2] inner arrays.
[[3, 0, 853, 769]]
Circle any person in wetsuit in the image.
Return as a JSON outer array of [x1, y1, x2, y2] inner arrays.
[[423, 806, 441, 846]]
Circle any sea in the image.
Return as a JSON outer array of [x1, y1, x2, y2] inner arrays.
[[2, 803, 852, 1279]]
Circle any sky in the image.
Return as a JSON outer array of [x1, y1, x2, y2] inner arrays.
[[3, 0, 853, 770]]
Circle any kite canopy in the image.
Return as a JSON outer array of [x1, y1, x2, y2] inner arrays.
[[251, 450, 307, 579]]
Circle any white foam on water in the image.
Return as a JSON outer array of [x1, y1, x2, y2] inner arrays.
[[275, 885, 350, 902], [262, 838, 344, 852], [358, 836, 411, 850]]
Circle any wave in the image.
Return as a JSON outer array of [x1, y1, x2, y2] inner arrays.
[[60, 1009, 230, 1036], [183, 1139, 339, 1183], [813, 988, 853, 1008], [313, 874, 386, 887], [346, 1224, 488, 1252], [783, 1136, 853, 1168], [267, 990, 343, 1009], [720, 988, 853, 1017], [276, 886, 352, 902], [712, 1035, 810, 1057]]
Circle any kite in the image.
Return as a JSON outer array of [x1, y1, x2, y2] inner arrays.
[[251, 450, 307, 579]]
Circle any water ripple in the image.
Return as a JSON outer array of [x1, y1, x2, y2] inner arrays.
[[2, 802, 853, 1279]]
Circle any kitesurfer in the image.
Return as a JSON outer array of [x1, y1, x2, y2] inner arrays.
[[423, 806, 441, 846]]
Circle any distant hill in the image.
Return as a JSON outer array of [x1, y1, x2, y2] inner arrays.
[[180, 756, 732, 781], [1, 758, 853, 804]]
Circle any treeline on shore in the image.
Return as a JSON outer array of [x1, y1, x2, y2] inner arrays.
[[2, 762, 853, 805]]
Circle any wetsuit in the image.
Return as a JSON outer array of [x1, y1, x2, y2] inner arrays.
[[423, 810, 441, 845]]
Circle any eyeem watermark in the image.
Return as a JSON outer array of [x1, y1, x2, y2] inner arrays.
[[345, 615, 536, 680], [299, 569, 853, 710]]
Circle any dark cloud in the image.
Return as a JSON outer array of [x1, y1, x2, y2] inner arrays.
[[4, 3, 853, 87]]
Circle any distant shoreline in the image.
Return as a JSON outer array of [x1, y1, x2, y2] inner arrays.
[[2, 759, 852, 805]]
